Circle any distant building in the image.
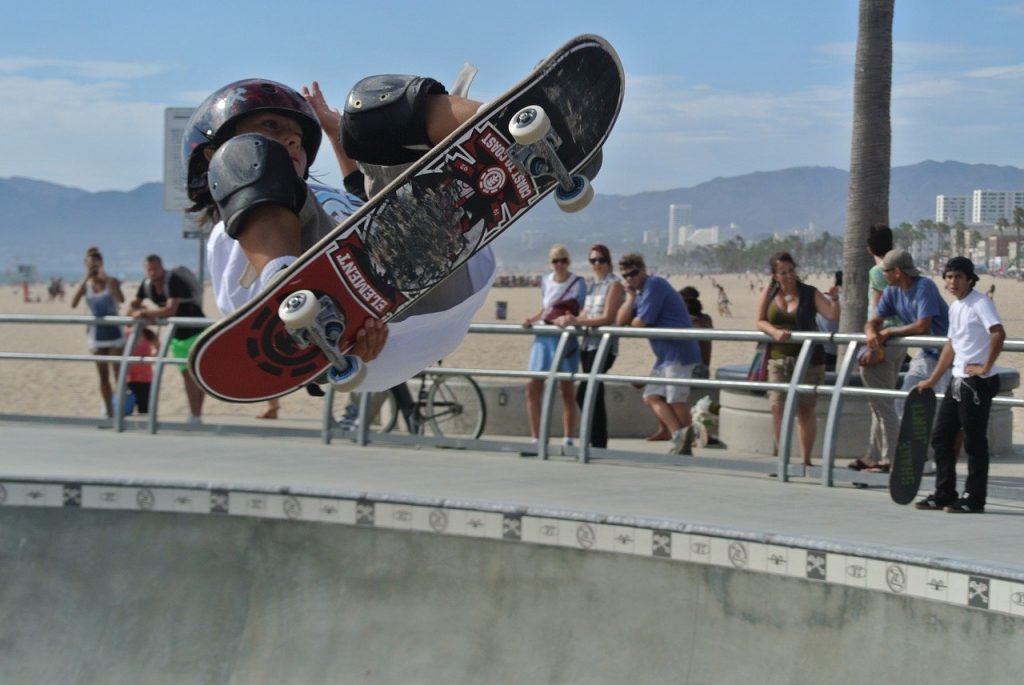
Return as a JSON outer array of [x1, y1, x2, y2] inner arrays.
[[971, 190, 1024, 224], [643, 230, 662, 247], [667, 203, 692, 255], [936, 195, 970, 224], [687, 226, 720, 247]]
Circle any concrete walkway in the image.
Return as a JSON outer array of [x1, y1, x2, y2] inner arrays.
[[3, 421, 1024, 572]]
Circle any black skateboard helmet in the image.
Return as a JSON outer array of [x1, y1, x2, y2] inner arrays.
[[183, 79, 322, 186]]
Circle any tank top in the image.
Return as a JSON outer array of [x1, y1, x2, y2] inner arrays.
[[766, 301, 799, 359], [84, 280, 125, 348], [581, 273, 622, 353]]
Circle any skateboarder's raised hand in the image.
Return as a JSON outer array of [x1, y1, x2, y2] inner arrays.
[[302, 81, 360, 182], [349, 318, 388, 363]]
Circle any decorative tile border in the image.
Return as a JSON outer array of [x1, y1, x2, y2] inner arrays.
[[2, 477, 1023, 620]]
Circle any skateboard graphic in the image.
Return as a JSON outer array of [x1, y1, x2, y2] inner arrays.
[[189, 35, 623, 402], [889, 388, 936, 504]]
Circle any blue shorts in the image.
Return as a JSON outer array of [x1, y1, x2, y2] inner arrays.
[[528, 335, 579, 373]]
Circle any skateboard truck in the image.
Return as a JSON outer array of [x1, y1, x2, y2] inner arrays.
[[278, 290, 367, 391], [507, 105, 594, 212]]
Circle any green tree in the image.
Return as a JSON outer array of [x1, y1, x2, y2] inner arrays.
[[896, 222, 914, 249], [936, 222, 951, 262], [996, 216, 1008, 238], [1014, 207, 1024, 273], [841, 0, 894, 332], [954, 221, 967, 256], [968, 229, 983, 258]]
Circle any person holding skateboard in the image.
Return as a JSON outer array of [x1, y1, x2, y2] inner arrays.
[[863, 249, 950, 469], [186, 77, 494, 391], [914, 257, 1005, 514]]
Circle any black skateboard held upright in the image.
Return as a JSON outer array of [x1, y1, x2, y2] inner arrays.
[[889, 388, 936, 505]]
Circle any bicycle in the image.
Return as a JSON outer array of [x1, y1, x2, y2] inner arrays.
[[342, 371, 487, 439]]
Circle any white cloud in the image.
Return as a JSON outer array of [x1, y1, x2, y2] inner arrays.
[[818, 40, 995, 66], [0, 57, 166, 80], [964, 64, 1024, 79], [0, 56, 177, 190], [996, 2, 1024, 16], [0, 74, 166, 191], [601, 73, 856, 190]]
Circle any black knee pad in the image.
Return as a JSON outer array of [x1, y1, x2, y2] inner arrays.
[[207, 133, 307, 239], [341, 75, 447, 166]]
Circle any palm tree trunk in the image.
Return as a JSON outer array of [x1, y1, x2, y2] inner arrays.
[[841, 0, 894, 333]]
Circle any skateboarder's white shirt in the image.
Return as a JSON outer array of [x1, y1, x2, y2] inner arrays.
[[206, 185, 495, 392], [948, 289, 1002, 378]]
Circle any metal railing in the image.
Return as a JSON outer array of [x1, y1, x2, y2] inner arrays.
[[2, 313, 1023, 492]]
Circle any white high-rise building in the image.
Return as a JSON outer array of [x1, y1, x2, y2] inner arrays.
[[936, 195, 970, 224], [667, 203, 692, 254], [971, 190, 1024, 224]]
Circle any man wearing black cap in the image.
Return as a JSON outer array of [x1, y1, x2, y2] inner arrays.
[[914, 257, 1005, 513]]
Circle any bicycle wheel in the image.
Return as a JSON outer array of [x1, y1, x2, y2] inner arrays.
[[368, 391, 399, 433], [426, 374, 486, 439]]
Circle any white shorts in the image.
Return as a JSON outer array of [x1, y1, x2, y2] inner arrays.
[[642, 361, 696, 404]]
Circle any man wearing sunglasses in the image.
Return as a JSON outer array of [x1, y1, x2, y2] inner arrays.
[[615, 253, 702, 455]]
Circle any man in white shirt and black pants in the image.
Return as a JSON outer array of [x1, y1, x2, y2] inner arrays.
[[915, 257, 1006, 514]]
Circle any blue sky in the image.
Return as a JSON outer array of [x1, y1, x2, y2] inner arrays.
[[2, 0, 1024, 195]]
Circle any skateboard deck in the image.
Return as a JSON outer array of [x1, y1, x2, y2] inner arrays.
[[889, 388, 936, 504], [189, 35, 623, 402]]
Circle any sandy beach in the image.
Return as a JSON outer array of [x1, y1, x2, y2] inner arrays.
[[2, 269, 1021, 427]]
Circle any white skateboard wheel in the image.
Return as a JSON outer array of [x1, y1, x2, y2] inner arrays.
[[327, 355, 367, 392], [508, 105, 551, 145], [279, 290, 320, 329], [554, 174, 593, 213]]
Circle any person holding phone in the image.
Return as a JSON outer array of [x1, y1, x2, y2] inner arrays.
[[71, 247, 126, 417]]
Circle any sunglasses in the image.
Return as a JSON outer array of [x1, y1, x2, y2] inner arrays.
[[551, 257, 569, 264], [620, 268, 640, 279], [589, 257, 609, 264]]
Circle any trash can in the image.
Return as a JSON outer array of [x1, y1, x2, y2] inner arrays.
[[495, 301, 507, 320]]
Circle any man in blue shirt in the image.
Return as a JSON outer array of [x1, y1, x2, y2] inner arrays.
[[615, 253, 702, 455], [864, 249, 950, 467]]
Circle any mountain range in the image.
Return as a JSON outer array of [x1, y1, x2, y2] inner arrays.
[[4, 160, 1024, 279]]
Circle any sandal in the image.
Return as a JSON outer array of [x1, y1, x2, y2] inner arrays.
[[847, 458, 875, 471], [256, 408, 279, 420], [866, 463, 891, 473]]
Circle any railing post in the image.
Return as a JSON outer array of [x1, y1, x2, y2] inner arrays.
[[821, 341, 859, 486], [147, 322, 178, 435], [578, 331, 614, 464], [356, 392, 372, 446], [112, 321, 141, 433], [322, 384, 336, 444], [777, 338, 815, 480], [537, 328, 574, 460]]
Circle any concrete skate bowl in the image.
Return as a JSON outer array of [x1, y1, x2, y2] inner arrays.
[[2, 481, 1023, 685]]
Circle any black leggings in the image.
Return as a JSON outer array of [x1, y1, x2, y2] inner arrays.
[[576, 349, 617, 448], [128, 382, 151, 414]]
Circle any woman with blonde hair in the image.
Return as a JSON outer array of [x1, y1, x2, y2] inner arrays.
[[522, 244, 586, 449]]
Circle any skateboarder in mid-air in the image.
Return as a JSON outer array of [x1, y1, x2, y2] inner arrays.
[[184, 76, 496, 391], [914, 257, 1005, 514]]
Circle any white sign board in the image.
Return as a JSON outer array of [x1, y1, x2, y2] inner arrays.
[[163, 107, 195, 212]]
